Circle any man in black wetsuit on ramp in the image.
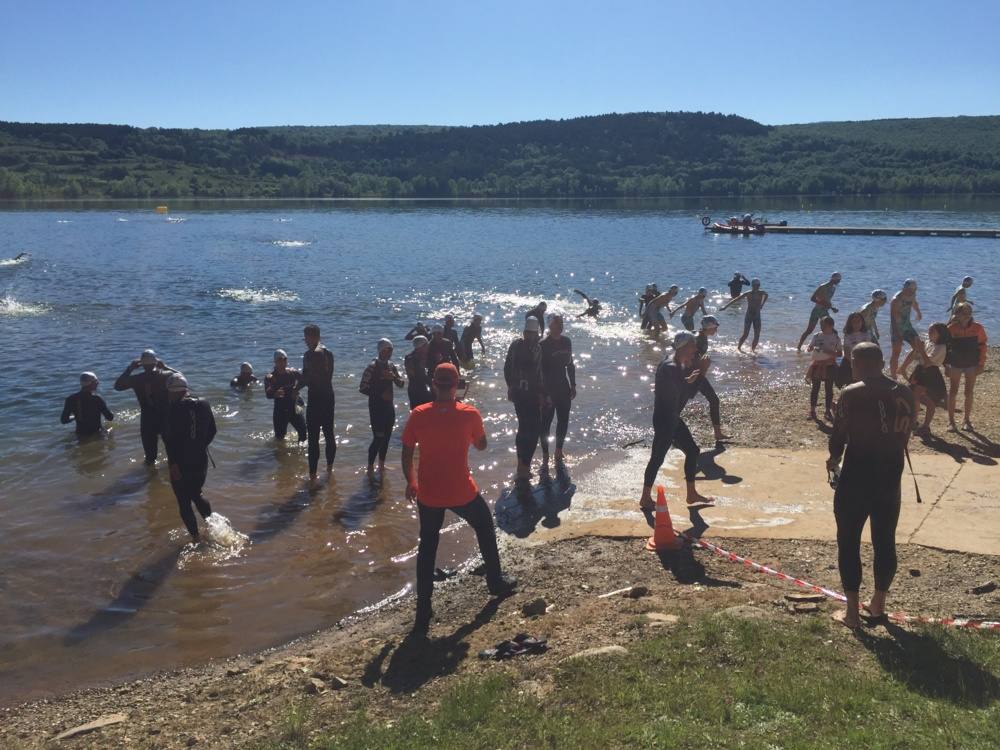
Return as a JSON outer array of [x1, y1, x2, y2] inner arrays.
[[827, 342, 915, 629]]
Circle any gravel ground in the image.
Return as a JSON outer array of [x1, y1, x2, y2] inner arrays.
[[2, 535, 996, 749]]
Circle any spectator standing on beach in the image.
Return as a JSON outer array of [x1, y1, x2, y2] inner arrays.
[[828, 342, 914, 629], [890, 280, 924, 378], [719, 278, 768, 352], [114, 349, 177, 465], [163, 373, 218, 543], [639, 332, 715, 511], [505, 317, 545, 480], [900, 323, 949, 437], [835, 312, 872, 388], [945, 303, 988, 432], [302, 324, 336, 482], [359, 338, 405, 474], [402, 363, 517, 634], [61, 372, 113, 437], [806, 316, 842, 422], [797, 273, 841, 351]]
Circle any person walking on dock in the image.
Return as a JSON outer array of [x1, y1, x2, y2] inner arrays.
[[889, 280, 923, 378], [302, 324, 336, 483], [113, 349, 177, 465], [797, 273, 841, 351], [720, 278, 768, 352], [827, 342, 914, 629], [402, 363, 517, 635]]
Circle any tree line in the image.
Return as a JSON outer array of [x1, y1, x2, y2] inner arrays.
[[1, 112, 999, 200]]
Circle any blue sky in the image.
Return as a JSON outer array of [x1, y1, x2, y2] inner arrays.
[[2, 0, 997, 128]]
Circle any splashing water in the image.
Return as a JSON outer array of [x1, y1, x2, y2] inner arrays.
[[0, 255, 30, 267], [178, 513, 250, 567], [217, 288, 300, 304], [271, 240, 311, 248], [0, 296, 49, 316]]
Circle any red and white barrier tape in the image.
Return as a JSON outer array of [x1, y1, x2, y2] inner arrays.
[[680, 533, 1000, 632]]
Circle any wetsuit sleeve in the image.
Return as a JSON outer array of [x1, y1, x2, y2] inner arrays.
[[829, 391, 849, 463], [654, 365, 682, 436], [326, 349, 335, 375], [265, 374, 276, 399], [359, 363, 374, 395], [203, 402, 217, 446], [741, 275, 750, 285], [114, 368, 135, 392], [61, 395, 75, 424], [447, 343, 460, 368], [164, 411, 179, 464], [567, 339, 576, 388], [99, 396, 113, 421], [504, 341, 517, 387]]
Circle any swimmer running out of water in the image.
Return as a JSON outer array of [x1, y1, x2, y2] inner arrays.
[[948, 276, 974, 312], [61, 372, 113, 437], [889, 279, 923, 378], [164, 373, 217, 543], [727, 272, 751, 299], [113, 349, 177, 465], [670, 288, 708, 332], [645, 285, 678, 333], [797, 273, 841, 351], [359, 338, 405, 473], [719, 278, 768, 352], [230, 362, 258, 391], [858, 290, 888, 344], [695, 316, 731, 444], [638, 284, 659, 329], [265, 349, 306, 442]]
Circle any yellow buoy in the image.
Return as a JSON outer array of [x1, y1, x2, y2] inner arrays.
[[155, 205, 169, 214]]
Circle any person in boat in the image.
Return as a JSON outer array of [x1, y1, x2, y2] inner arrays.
[[727, 273, 751, 299], [230, 362, 258, 391], [858, 290, 888, 344], [459, 314, 486, 364], [670, 287, 708, 332], [574, 289, 601, 318], [720, 278, 768, 352], [948, 276, 974, 312], [796, 273, 841, 351], [889, 279, 923, 378], [645, 285, 679, 333], [61, 372, 114, 438]]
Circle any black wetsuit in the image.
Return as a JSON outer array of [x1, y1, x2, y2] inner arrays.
[[539, 335, 575, 454], [230, 374, 258, 391], [459, 321, 483, 362], [426, 336, 460, 378], [302, 346, 336, 474], [61, 391, 113, 436], [643, 358, 701, 488], [504, 337, 544, 466], [164, 396, 217, 538], [526, 307, 546, 335], [360, 358, 404, 466], [829, 376, 915, 593], [404, 324, 431, 341], [443, 325, 461, 356], [265, 368, 306, 441], [728, 275, 750, 298], [114, 366, 172, 463], [695, 332, 722, 428], [404, 351, 432, 410]]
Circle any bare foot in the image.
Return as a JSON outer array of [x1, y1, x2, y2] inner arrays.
[[639, 494, 655, 512], [686, 492, 715, 508], [832, 609, 861, 630]]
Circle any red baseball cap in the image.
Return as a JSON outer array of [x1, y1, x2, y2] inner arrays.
[[432, 363, 460, 385]]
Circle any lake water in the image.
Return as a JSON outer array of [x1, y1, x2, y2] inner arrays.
[[1, 199, 998, 704]]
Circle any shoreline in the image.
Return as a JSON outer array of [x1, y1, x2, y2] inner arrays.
[[1, 350, 996, 745]]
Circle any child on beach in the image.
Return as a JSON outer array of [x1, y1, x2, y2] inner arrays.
[[835, 312, 872, 388], [900, 322, 949, 437], [806, 316, 842, 421]]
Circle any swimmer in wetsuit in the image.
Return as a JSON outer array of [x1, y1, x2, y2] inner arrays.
[[302, 324, 336, 482], [164, 373, 218, 543], [948, 276, 974, 313], [114, 349, 177, 464], [670, 288, 708, 331], [695, 316, 731, 444], [727, 272, 751, 299], [426, 324, 460, 378], [525, 301, 548, 335], [574, 289, 602, 318], [61, 372, 114, 437], [889, 279, 923, 378], [505, 317, 545, 480], [265, 349, 306, 442], [827, 342, 914, 629], [442, 314, 462, 353], [404, 336, 433, 410], [638, 284, 659, 329], [858, 290, 888, 344], [360, 338, 406, 473], [404, 322, 431, 341], [645, 285, 679, 333], [796, 273, 842, 351], [230, 362, 259, 391], [639, 331, 715, 511], [720, 278, 768, 352], [459, 314, 486, 364], [539, 314, 576, 464]]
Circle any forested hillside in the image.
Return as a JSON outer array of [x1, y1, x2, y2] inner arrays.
[[1, 112, 998, 199]]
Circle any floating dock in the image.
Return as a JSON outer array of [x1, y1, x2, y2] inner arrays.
[[756, 225, 998, 238]]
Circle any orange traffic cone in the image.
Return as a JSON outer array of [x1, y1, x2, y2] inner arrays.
[[645, 486, 680, 552]]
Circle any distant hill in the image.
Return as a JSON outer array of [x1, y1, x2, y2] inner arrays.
[[1, 112, 998, 199]]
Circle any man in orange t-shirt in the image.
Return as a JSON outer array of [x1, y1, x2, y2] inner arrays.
[[402, 363, 517, 633]]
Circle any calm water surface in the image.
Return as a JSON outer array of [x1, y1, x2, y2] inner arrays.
[[1, 201, 998, 703]]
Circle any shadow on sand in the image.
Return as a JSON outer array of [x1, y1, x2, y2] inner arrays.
[[494, 464, 575, 538]]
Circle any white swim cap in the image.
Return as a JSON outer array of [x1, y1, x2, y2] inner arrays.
[[524, 317, 540, 333], [412, 335, 428, 349], [140, 349, 157, 365], [903, 279, 917, 290], [831, 272, 842, 283], [377, 338, 393, 353], [240, 362, 253, 373], [80, 371, 98, 384], [166, 373, 189, 392], [274, 349, 288, 362], [963, 276, 974, 285]]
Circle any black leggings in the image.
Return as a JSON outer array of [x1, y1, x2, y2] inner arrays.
[[306, 398, 336, 475], [810, 375, 834, 412], [697, 377, 721, 427], [416, 495, 502, 606], [742, 311, 761, 339], [273, 404, 306, 441], [139, 410, 163, 463], [834, 479, 901, 592], [171, 469, 212, 538], [540, 391, 571, 453], [643, 418, 700, 488], [367, 401, 396, 466], [513, 392, 541, 465]]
